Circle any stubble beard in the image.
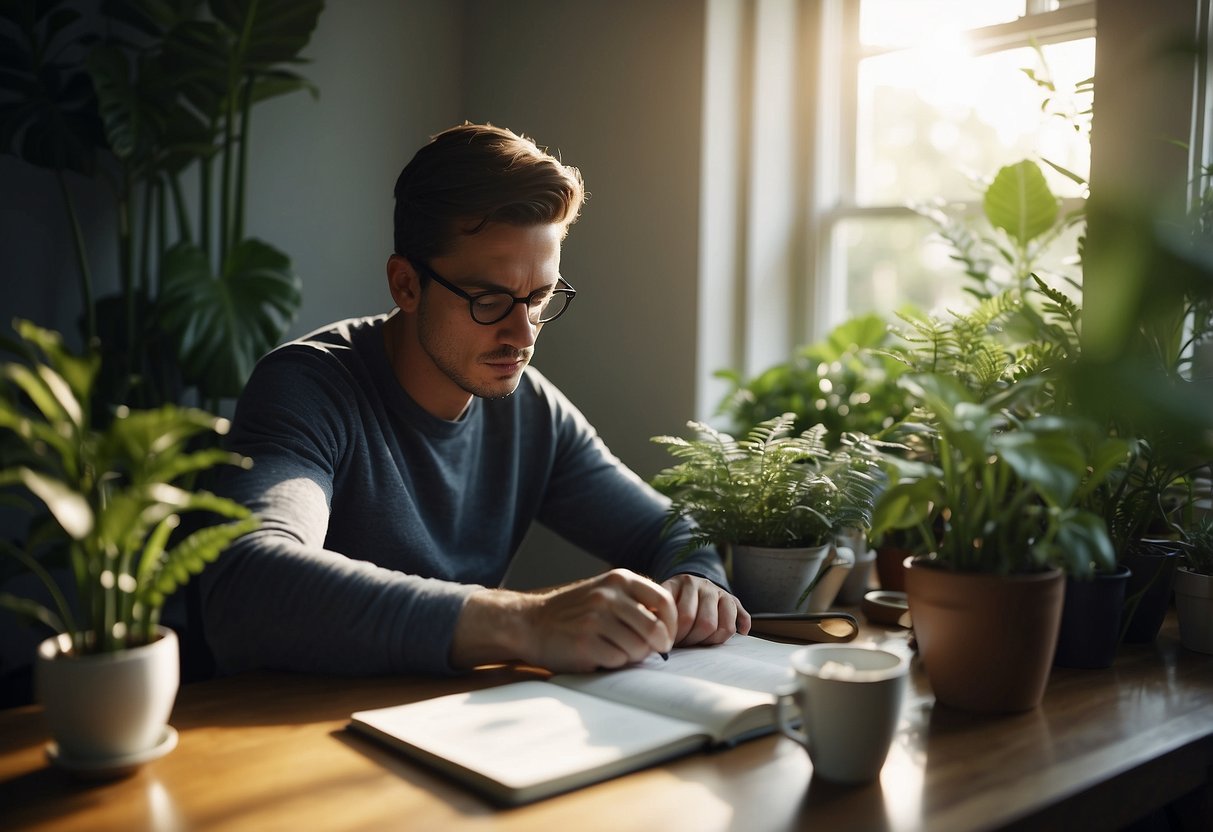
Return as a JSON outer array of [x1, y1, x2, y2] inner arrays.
[[417, 313, 531, 401]]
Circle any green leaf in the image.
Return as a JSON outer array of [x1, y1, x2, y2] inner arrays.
[[157, 238, 302, 399], [209, 0, 325, 69], [0, 3, 105, 174], [1054, 510, 1115, 577], [105, 404, 225, 468], [14, 319, 99, 403], [983, 160, 1059, 247], [139, 514, 259, 602], [870, 479, 940, 538], [17, 467, 92, 539], [994, 430, 1086, 507], [0, 591, 63, 633]]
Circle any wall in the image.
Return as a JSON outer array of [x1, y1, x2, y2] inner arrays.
[[458, 0, 709, 587]]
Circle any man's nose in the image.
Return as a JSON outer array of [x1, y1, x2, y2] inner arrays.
[[498, 301, 539, 347]]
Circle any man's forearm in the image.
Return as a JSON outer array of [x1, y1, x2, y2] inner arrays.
[[449, 588, 532, 668]]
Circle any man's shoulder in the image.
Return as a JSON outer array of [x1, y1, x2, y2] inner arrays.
[[274, 315, 386, 356]]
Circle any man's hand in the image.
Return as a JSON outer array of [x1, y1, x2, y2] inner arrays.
[[661, 574, 751, 647], [451, 569, 678, 673]]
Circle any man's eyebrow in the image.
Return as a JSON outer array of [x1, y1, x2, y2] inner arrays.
[[463, 275, 559, 294]]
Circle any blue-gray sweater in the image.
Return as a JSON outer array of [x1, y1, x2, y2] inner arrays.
[[199, 315, 726, 675]]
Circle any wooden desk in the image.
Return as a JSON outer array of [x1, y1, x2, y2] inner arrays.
[[2, 616, 1212, 832]]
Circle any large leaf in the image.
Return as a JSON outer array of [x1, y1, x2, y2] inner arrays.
[[157, 237, 302, 398], [983, 160, 1059, 247], [209, 0, 324, 69], [15, 318, 100, 403], [87, 45, 213, 174], [0, 1, 105, 173], [994, 429, 1087, 508], [17, 467, 92, 539]]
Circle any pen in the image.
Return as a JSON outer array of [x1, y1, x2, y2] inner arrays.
[[659, 652, 669, 661]]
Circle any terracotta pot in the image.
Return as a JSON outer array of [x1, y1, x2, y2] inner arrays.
[[905, 558, 1064, 713], [875, 546, 911, 592], [1053, 565, 1131, 669], [1174, 567, 1213, 654]]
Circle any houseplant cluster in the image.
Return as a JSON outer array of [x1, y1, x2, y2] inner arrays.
[[677, 148, 1213, 711]]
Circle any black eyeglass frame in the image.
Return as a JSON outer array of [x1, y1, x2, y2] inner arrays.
[[410, 258, 576, 326]]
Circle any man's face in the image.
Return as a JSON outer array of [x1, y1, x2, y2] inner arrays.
[[415, 222, 564, 403]]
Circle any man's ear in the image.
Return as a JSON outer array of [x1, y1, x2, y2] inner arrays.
[[386, 254, 423, 312]]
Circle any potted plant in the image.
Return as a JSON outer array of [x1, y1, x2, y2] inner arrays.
[[0, 320, 259, 774], [715, 315, 909, 600], [650, 413, 888, 613], [872, 373, 1123, 712], [1174, 514, 1213, 654]]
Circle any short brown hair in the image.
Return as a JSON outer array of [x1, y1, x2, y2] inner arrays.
[[392, 123, 586, 262]]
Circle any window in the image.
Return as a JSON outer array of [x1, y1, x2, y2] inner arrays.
[[811, 0, 1096, 329]]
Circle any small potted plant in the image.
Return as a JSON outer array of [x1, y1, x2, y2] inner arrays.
[[872, 373, 1122, 712], [650, 413, 888, 613], [1175, 513, 1213, 654], [0, 320, 259, 774]]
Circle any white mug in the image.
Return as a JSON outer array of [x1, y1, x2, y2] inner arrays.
[[775, 644, 909, 784]]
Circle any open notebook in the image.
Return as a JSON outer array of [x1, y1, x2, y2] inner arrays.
[[348, 634, 800, 805]]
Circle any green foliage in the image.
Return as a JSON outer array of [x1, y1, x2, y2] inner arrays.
[[914, 158, 1083, 306], [0, 320, 259, 654], [715, 314, 910, 443], [0, 0, 323, 407], [1180, 515, 1213, 575], [651, 413, 890, 555], [872, 374, 1123, 578]]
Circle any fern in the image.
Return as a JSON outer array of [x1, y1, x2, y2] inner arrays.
[[652, 414, 889, 556]]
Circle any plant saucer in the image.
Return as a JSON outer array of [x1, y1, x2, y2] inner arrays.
[[46, 726, 178, 780], [861, 590, 912, 628]]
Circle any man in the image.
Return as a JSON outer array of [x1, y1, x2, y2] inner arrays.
[[199, 123, 750, 676]]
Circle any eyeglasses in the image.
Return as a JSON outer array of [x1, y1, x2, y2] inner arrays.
[[411, 259, 576, 326]]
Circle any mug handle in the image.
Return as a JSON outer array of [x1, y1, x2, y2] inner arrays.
[[775, 682, 810, 751]]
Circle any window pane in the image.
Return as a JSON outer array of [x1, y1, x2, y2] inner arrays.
[[861, 0, 1027, 49], [855, 38, 1094, 205], [837, 214, 1084, 321]]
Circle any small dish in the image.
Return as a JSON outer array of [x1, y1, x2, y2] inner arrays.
[[46, 725, 178, 780], [862, 590, 912, 628]]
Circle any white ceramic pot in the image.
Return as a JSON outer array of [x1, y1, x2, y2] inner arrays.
[[1174, 567, 1213, 654], [36, 626, 180, 762], [731, 543, 850, 613]]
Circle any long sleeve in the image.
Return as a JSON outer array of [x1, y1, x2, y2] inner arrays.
[[199, 334, 480, 676], [199, 315, 728, 677]]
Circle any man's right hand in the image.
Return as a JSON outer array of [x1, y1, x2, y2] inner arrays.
[[450, 569, 677, 673]]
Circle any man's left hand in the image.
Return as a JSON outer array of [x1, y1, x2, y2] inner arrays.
[[661, 574, 751, 647]]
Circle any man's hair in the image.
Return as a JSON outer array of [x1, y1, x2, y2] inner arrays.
[[392, 122, 586, 262]]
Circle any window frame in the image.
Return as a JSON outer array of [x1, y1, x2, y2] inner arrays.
[[806, 0, 1098, 335]]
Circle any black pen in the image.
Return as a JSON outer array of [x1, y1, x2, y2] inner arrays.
[[659, 652, 669, 661]]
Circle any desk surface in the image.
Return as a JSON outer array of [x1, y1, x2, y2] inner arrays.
[[2, 616, 1213, 832]]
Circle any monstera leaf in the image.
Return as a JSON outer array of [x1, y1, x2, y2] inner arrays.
[[87, 44, 213, 174], [0, 0, 106, 173], [983, 160, 1060, 247], [157, 238, 302, 399]]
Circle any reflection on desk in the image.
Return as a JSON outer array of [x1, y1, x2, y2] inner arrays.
[[1, 615, 1211, 831]]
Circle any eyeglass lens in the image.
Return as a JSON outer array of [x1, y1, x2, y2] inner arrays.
[[471, 289, 571, 325]]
